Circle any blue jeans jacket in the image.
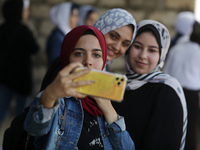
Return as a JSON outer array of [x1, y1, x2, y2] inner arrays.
[[24, 93, 135, 150]]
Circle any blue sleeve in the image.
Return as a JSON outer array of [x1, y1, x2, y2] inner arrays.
[[46, 29, 64, 66], [106, 115, 135, 150], [23, 92, 60, 136]]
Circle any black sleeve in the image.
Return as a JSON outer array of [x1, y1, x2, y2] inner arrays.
[[21, 24, 39, 54], [142, 85, 184, 150]]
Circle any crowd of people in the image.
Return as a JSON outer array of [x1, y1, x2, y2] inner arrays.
[[0, 0, 200, 149]]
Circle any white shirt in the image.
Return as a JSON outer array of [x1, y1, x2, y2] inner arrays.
[[163, 41, 200, 90]]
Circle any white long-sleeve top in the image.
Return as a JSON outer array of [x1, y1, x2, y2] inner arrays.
[[163, 41, 200, 90]]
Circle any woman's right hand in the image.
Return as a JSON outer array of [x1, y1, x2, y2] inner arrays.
[[40, 62, 94, 108]]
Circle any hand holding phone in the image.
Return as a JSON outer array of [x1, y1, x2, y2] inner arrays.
[[73, 67, 127, 102]]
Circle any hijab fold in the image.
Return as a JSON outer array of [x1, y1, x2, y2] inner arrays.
[[61, 25, 107, 116], [175, 12, 196, 44], [50, 2, 73, 35], [175, 11, 195, 36]]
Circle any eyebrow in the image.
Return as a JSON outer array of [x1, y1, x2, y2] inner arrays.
[[73, 48, 102, 52], [134, 41, 159, 49], [112, 30, 132, 43]]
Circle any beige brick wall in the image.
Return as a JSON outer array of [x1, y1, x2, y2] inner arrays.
[[98, 0, 126, 7], [166, 0, 194, 10]]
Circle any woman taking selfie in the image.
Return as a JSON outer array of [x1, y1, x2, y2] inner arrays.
[[24, 25, 135, 150]]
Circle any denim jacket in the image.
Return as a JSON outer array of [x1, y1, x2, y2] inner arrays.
[[24, 93, 135, 150]]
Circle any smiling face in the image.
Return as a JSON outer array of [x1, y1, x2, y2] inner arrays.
[[69, 34, 104, 70], [128, 31, 160, 74], [104, 25, 133, 61]]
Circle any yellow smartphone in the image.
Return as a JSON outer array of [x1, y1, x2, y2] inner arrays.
[[73, 67, 127, 102]]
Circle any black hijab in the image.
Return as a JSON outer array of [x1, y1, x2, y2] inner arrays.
[[2, 0, 23, 21]]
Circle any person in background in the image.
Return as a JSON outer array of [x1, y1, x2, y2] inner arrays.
[[24, 25, 135, 150], [46, 2, 79, 67], [163, 21, 200, 150], [78, 5, 99, 26], [93, 8, 137, 70], [165, 11, 195, 60], [0, 0, 39, 127], [22, 0, 29, 21], [112, 20, 187, 150]]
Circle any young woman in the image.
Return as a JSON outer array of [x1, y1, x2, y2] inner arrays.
[[94, 8, 137, 64], [46, 2, 79, 67], [112, 20, 187, 150], [24, 25, 135, 150], [78, 5, 99, 26], [169, 11, 195, 49], [165, 11, 195, 60]]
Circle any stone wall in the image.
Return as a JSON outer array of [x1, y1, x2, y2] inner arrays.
[[0, 0, 194, 97]]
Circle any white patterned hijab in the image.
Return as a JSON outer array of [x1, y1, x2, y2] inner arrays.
[[93, 8, 137, 44], [50, 2, 73, 35], [125, 20, 187, 150], [125, 20, 173, 88]]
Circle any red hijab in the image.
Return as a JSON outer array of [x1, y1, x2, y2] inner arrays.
[[60, 25, 107, 116]]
